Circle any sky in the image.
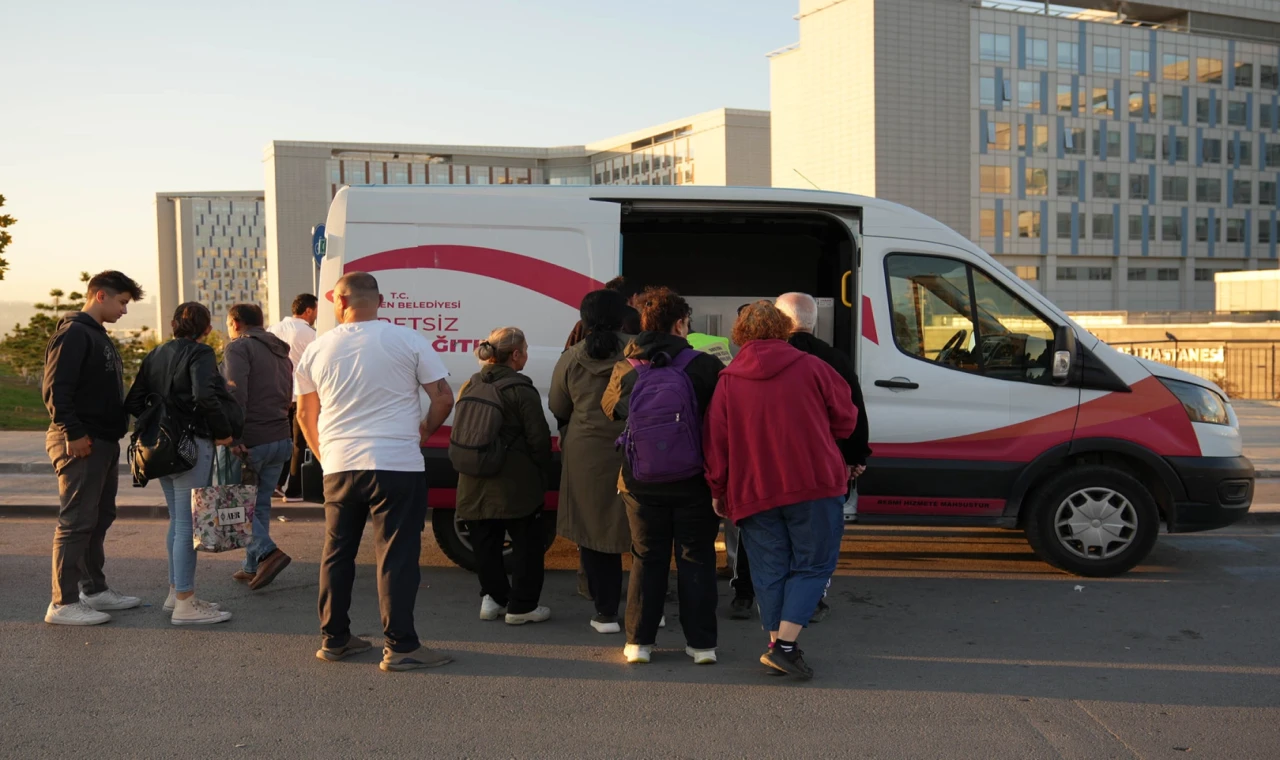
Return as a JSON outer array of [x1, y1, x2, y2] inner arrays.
[[0, 0, 795, 324]]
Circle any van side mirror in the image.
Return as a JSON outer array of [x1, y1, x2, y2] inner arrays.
[[1052, 324, 1077, 386]]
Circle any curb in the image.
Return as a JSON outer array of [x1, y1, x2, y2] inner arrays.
[[0, 504, 327, 520], [0, 463, 128, 475]]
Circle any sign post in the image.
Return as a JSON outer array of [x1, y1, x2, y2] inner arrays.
[[311, 224, 326, 296]]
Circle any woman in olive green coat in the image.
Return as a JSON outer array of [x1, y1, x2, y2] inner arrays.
[[455, 327, 554, 626], [549, 289, 632, 634]]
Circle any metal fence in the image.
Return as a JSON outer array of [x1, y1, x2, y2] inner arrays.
[[1110, 340, 1280, 400]]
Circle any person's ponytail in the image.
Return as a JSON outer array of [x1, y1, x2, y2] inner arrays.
[[579, 289, 628, 360]]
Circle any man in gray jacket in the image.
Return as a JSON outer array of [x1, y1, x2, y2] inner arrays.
[[223, 303, 295, 590]]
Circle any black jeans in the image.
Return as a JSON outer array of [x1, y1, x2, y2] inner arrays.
[[623, 493, 719, 649], [46, 431, 119, 605], [281, 403, 307, 495], [468, 509, 546, 615], [578, 546, 623, 617], [318, 470, 426, 653], [733, 535, 754, 601]]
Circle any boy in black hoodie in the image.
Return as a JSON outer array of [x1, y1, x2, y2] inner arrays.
[[42, 271, 145, 626]]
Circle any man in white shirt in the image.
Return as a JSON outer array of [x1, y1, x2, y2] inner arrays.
[[296, 272, 455, 671], [267, 294, 318, 501]]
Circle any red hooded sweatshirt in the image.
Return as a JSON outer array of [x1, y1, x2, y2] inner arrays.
[[703, 339, 859, 525]]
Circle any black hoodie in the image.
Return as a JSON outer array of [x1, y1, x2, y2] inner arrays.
[[602, 331, 724, 502], [788, 331, 872, 466], [42, 312, 128, 442]]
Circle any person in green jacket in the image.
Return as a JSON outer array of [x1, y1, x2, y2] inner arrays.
[[455, 327, 554, 626]]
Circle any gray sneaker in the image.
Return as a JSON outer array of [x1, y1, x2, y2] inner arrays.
[[316, 637, 373, 662], [80, 589, 141, 611], [380, 646, 453, 672]]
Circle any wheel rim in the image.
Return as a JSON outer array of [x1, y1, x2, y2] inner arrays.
[[453, 513, 513, 556], [1053, 487, 1139, 560]]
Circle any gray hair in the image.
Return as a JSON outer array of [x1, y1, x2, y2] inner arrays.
[[775, 292, 818, 332]]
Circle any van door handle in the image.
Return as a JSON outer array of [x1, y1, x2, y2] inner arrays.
[[875, 378, 919, 390]]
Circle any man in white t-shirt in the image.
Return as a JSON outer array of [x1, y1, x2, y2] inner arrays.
[[296, 272, 455, 671], [267, 294, 318, 501]]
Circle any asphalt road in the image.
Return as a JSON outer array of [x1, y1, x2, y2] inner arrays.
[[3, 517, 1279, 759]]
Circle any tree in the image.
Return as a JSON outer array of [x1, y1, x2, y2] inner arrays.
[[0, 195, 15, 281]]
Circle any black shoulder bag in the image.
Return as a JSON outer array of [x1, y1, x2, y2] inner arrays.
[[128, 347, 199, 487]]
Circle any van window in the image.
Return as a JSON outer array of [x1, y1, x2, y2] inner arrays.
[[886, 254, 1056, 384]]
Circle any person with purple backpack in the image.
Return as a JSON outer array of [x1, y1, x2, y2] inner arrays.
[[602, 287, 724, 665]]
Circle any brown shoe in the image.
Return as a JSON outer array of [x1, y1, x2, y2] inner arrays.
[[248, 549, 292, 590], [232, 569, 255, 584]]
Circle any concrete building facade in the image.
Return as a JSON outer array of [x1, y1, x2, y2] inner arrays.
[[262, 108, 770, 322], [154, 192, 266, 339], [771, 0, 1280, 312]]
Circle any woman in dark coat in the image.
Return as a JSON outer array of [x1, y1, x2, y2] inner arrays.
[[549, 289, 633, 633], [125, 302, 241, 627], [455, 327, 553, 626]]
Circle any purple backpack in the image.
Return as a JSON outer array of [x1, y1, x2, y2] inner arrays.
[[617, 349, 704, 483]]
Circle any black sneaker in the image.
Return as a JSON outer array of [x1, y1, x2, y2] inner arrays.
[[590, 614, 621, 634], [730, 597, 754, 620], [809, 600, 830, 623], [760, 647, 814, 680]]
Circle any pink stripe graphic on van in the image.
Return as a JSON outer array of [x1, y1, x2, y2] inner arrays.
[[861, 295, 878, 344], [347, 245, 606, 308]]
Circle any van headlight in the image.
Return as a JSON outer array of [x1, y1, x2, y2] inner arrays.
[[1159, 378, 1229, 425]]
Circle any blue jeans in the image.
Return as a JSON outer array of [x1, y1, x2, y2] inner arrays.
[[738, 496, 844, 633], [160, 438, 214, 593], [218, 439, 292, 572]]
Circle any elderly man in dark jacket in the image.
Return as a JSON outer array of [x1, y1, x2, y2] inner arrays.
[[222, 303, 296, 590]]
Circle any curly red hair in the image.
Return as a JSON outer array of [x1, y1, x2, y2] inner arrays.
[[732, 301, 793, 345]]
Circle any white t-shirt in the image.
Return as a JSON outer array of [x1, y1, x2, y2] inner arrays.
[[295, 320, 449, 474], [267, 316, 317, 397]]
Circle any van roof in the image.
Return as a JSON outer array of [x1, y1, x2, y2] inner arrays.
[[336, 184, 973, 250]]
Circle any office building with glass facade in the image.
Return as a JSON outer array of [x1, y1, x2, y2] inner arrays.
[[155, 192, 267, 339], [262, 108, 769, 321], [771, 0, 1280, 312]]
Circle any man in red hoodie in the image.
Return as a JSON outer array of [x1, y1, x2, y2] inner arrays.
[[704, 301, 858, 680]]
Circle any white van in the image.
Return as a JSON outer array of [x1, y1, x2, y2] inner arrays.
[[317, 184, 1254, 577]]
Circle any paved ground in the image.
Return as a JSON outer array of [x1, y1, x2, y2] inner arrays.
[[3, 517, 1279, 759]]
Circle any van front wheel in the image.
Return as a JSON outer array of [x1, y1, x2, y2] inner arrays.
[[429, 509, 557, 574], [1024, 466, 1160, 577]]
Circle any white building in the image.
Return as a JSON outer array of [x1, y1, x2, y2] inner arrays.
[[771, 0, 1280, 312], [261, 108, 770, 321], [154, 192, 266, 339]]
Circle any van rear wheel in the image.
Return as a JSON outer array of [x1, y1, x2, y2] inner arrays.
[[430, 509, 557, 574], [1024, 465, 1160, 577]]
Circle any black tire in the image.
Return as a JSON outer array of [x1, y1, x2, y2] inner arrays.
[[1024, 465, 1160, 577], [429, 509, 558, 574]]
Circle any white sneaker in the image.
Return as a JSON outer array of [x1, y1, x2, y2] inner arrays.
[[479, 595, 507, 620], [686, 646, 717, 665], [45, 601, 110, 626], [624, 644, 652, 663], [659, 615, 666, 628], [163, 589, 221, 613], [505, 606, 551, 625], [80, 589, 141, 611], [170, 597, 232, 626]]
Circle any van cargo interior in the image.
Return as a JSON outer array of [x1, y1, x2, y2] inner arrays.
[[618, 209, 857, 359]]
